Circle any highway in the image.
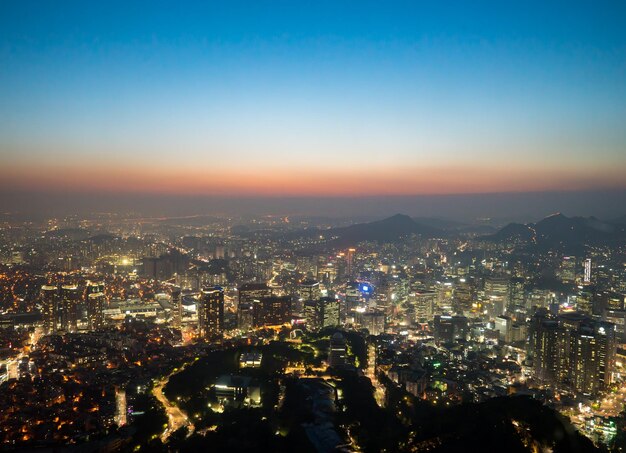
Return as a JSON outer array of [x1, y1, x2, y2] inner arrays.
[[152, 364, 195, 442]]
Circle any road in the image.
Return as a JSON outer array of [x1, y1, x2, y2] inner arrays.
[[152, 364, 195, 442]]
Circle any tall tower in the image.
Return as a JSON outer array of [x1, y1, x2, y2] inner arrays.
[[583, 258, 592, 284], [41, 285, 58, 334], [346, 248, 356, 278], [60, 285, 80, 332], [198, 286, 224, 339], [170, 287, 182, 329], [87, 292, 105, 331]]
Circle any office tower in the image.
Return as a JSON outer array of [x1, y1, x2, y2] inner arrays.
[[252, 296, 292, 327], [87, 292, 105, 331], [410, 289, 436, 323], [453, 278, 474, 312], [558, 256, 577, 283], [41, 285, 58, 334], [238, 283, 273, 329], [508, 277, 526, 311], [583, 258, 592, 284], [529, 311, 616, 395], [304, 297, 340, 331], [494, 315, 512, 343], [345, 284, 362, 319], [433, 315, 468, 344], [239, 283, 273, 304], [568, 321, 615, 394], [346, 248, 355, 278], [238, 302, 254, 330], [484, 275, 510, 317], [299, 278, 321, 302], [576, 289, 593, 315], [198, 286, 224, 339], [358, 310, 385, 335], [328, 332, 347, 368], [60, 285, 80, 332], [170, 287, 182, 328], [528, 311, 561, 383]]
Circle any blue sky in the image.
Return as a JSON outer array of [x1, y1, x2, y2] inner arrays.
[[0, 1, 625, 196]]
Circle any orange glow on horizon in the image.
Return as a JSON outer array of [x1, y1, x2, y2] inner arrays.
[[0, 161, 624, 197]]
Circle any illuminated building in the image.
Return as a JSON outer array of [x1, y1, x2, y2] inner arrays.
[[357, 310, 385, 335], [60, 285, 80, 332], [304, 297, 340, 331], [40, 285, 58, 334], [252, 296, 292, 327], [494, 315, 512, 343], [87, 292, 105, 331], [453, 278, 474, 312], [529, 311, 616, 395], [346, 248, 355, 277], [558, 256, 577, 283], [239, 352, 263, 368], [410, 289, 436, 323], [328, 332, 347, 368], [484, 275, 509, 317], [214, 375, 261, 407], [583, 258, 592, 284], [198, 286, 224, 338], [170, 287, 182, 328], [433, 315, 468, 344], [238, 283, 272, 329], [299, 278, 321, 302]]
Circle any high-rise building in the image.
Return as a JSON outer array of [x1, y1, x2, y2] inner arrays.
[[328, 332, 347, 368], [60, 285, 80, 332], [170, 287, 182, 328], [410, 290, 436, 323], [304, 297, 340, 331], [484, 275, 509, 317], [346, 248, 356, 278], [87, 292, 105, 331], [239, 283, 273, 305], [529, 311, 616, 395], [583, 258, 592, 284], [41, 285, 58, 334], [299, 278, 321, 302], [558, 256, 577, 283], [252, 296, 292, 327], [433, 315, 468, 344], [198, 286, 224, 339], [359, 310, 386, 335], [238, 283, 273, 329]]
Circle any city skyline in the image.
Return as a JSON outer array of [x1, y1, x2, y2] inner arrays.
[[1, 1, 626, 203]]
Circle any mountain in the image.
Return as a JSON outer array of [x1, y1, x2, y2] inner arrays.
[[320, 214, 443, 247], [484, 212, 626, 251]]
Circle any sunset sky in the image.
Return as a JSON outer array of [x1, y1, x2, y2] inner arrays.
[[1, 1, 625, 199]]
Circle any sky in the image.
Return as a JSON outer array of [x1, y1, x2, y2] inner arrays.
[[0, 1, 625, 217]]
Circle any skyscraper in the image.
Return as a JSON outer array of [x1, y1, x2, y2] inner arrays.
[[41, 285, 58, 334], [238, 283, 273, 329], [87, 292, 105, 331], [304, 297, 340, 331], [583, 258, 592, 284], [252, 296, 292, 327], [198, 286, 224, 339], [60, 285, 80, 332], [170, 287, 182, 329]]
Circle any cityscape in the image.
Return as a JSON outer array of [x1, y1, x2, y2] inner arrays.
[[2, 2, 626, 453]]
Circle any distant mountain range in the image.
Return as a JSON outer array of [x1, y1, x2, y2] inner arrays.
[[483, 213, 626, 252]]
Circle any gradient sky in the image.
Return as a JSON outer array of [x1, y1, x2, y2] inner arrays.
[[1, 1, 625, 197]]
